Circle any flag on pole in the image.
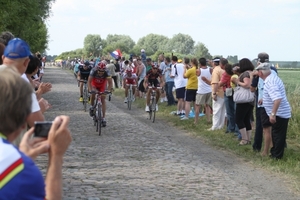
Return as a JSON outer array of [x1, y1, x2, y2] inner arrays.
[[110, 49, 122, 59]]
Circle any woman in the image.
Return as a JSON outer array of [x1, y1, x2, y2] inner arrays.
[[232, 58, 254, 145]]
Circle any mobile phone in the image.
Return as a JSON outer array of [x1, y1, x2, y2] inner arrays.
[[34, 121, 53, 138]]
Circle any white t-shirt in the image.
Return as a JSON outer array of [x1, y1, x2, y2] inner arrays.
[[21, 74, 41, 113], [197, 67, 212, 94], [171, 63, 187, 89]]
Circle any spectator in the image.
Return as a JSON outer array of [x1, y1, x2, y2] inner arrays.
[[141, 49, 147, 65], [170, 56, 187, 116], [136, 57, 146, 98], [2, 38, 44, 127], [232, 58, 255, 145], [114, 58, 121, 88], [182, 58, 198, 120], [0, 31, 14, 46], [194, 58, 213, 124], [219, 63, 239, 135], [0, 66, 72, 199], [163, 57, 175, 106], [106, 60, 117, 88], [208, 58, 226, 130], [145, 58, 153, 73], [256, 62, 291, 159], [0, 43, 5, 64]]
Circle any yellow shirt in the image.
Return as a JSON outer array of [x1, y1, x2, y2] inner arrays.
[[231, 74, 238, 89], [211, 66, 224, 98], [184, 66, 198, 90]]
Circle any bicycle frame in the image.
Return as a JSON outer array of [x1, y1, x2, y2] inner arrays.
[[148, 86, 161, 123], [127, 84, 133, 110]]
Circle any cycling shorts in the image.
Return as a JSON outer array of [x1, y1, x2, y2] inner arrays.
[[126, 78, 137, 86]]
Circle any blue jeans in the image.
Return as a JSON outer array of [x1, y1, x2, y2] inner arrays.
[[224, 93, 239, 133], [165, 82, 175, 105]]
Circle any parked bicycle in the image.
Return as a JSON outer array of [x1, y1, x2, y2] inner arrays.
[[89, 90, 112, 136], [78, 79, 89, 112], [148, 85, 161, 123]]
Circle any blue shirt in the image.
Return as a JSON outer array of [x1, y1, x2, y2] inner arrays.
[[0, 138, 45, 200], [162, 63, 174, 83]]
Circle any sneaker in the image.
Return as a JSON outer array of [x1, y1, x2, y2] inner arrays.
[[156, 104, 158, 111], [160, 98, 164, 103], [145, 106, 150, 112], [181, 116, 189, 120], [164, 97, 168, 102], [132, 97, 135, 102], [124, 97, 128, 103], [79, 97, 83, 102], [89, 107, 94, 117], [102, 119, 106, 127]]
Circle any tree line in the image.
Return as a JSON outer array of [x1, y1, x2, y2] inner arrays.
[[55, 33, 239, 64], [0, 0, 55, 53]]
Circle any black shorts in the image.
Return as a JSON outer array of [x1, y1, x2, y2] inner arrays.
[[139, 79, 145, 93], [148, 79, 159, 88], [261, 108, 272, 128], [185, 89, 197, 102], [176, 87, 185, 99]]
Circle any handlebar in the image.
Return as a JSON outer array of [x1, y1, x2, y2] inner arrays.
[[148, 86, 162, 90], [89, 90, 112, 95]]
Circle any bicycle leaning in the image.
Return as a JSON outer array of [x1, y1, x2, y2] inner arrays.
[[148, 85, 161, 123], [78, 79, 89, 112], [89, 90, 112, 136]]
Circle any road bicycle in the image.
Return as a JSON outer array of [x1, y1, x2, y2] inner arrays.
[[148, 85, 161, 123], [78, 79, 89, 112], [126, 84, 134, 110], [90, 90, 111, 136]]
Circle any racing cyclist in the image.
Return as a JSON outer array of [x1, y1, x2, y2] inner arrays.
[[143, 64, 165, 112], [88, 61, 113, 127], [123, 68, 138, 103], [78, 61, 92, 102]]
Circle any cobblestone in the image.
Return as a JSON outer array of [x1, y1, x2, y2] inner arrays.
[[36, 66, 299, 200]]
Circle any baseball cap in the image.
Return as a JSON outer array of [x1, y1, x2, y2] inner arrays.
[[256, 62, 270, 70], [4, 38, 31, 59], [257, 52, 269, 63], [178, 59, 183, 63]]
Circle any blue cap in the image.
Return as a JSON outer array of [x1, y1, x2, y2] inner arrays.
[[4, 38, 31, 59]]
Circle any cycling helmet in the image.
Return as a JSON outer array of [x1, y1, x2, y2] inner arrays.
[[98, 62, 106, 69], [84, 61, 90, 66]]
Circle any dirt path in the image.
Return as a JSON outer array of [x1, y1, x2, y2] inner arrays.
[[37, 66, 299, 200]]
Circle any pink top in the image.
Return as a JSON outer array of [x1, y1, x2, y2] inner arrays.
[[220, 72, 231, 91]]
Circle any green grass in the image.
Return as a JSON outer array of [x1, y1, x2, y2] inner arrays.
[[113, 71, 300, 194]]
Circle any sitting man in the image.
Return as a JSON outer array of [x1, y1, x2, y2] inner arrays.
[[123, 68, 138, 103], [143, 64, 165, 112], [88, 61, 113, 127], [0, 66, 72, 200], [78, 60, 92, 102]]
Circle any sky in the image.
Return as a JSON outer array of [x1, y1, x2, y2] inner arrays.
[[46, 0, 300, 61]]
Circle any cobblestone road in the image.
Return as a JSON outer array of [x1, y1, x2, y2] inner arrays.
[[37, 67, 299, 200]]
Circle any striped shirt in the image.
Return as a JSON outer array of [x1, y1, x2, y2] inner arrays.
[[263, 73, 291, 118]]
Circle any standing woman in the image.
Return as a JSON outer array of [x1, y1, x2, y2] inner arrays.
[[232, 58, 255, 145]]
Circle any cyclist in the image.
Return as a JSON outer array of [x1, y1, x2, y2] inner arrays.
[[123, 68, 138, 103], [143, 64, 165, 112], [88, 61, 113, 127], [78, 61, 92, 102]]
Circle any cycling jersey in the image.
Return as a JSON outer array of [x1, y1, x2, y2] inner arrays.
[[90, 67, 111, 92], [0, 136, 45, 199], [145, 69, 163, 87], [124, 73, 137, 85], [78, 65, 92, 80]]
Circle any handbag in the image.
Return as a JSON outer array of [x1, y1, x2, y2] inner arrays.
[[225, 88, 233, 96], [233, 86, 254, 103]]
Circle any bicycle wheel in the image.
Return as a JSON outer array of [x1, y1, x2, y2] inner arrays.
[[98, 103, 102, 136], [152, 97, 156, 123], [128, 88, 132, 110], [83, 85, 87, 112]]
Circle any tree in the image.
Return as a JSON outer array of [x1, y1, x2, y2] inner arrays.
[[83, 34, 104, 57], [227, 55, 238, 64], [193, 42, 212, 59], [105, 34, 135, 54], [135, 34, 169, 56], [0, 0, 55, 52], [166, 33, 195, 55]]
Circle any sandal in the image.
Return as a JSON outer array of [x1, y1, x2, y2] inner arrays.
[[238, 139, 249, 146]]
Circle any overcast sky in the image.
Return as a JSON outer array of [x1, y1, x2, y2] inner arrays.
[[47, 0, 300, 61]]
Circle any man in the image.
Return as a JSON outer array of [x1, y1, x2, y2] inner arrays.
[[208, 58, 226, 130], [106, 59, 117, 88], [123, 68, 138, 103], [170, 56, 187, 116], [114, 58, 121, 88], [78, 61, 92, 102], [145, 58, 153, 73], [256, 62, 291, 159], [2, 38, 44, 127], [0, 66, 72, 199], [136, 57, 146, 98], [0, 31, 14, 46], [88, 61, 113, 127], [141, 49, 147, 66], [143, 64, 165, 112], [162, 57, 175, 106]]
